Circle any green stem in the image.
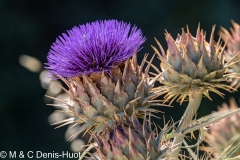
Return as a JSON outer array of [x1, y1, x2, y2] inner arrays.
[[169, 90, 203, 160]]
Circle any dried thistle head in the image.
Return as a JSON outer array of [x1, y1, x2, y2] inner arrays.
[[152, 24, 234, 104], [204, 98, 240, 158], [220, 20, 240, 89]]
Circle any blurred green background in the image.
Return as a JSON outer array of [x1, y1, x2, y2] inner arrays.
[[1, 0, 240, 159]]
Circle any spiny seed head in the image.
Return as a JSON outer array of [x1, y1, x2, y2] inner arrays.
[[48, 54, 164, 140], [46, 20, 145, 77], [89, 113, 170, 160], [204, 98, 240, 158], [220, 20, 240, 89], [152, 24, 234, 104]]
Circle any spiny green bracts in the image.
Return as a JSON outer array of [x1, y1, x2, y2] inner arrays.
[[152, 24, 235, 104], [89, 113, 170, 160], [47, 54, 163, 140], [220, 20, 240, 89], [204, 99, 240, 158]]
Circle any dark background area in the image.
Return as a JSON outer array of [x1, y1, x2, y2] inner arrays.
[[1, 0, 240, 159]]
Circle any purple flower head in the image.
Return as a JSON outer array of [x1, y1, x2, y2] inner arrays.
[[46, 20, 145, 77]]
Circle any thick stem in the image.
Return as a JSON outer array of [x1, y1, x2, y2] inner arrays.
[[170, 90, 203, 160]]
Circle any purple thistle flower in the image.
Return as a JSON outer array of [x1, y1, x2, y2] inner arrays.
[[46, 20, 145, 77]]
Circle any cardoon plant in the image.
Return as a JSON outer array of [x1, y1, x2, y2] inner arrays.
[[46, 20, 144, 77], [151, 24, 240, 159], [43, 19, 240, 160], [204, 99, 240, 159], [45, 20, 163, 141], [89, 113, 170, 160], [220, 20, 240, 89]]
